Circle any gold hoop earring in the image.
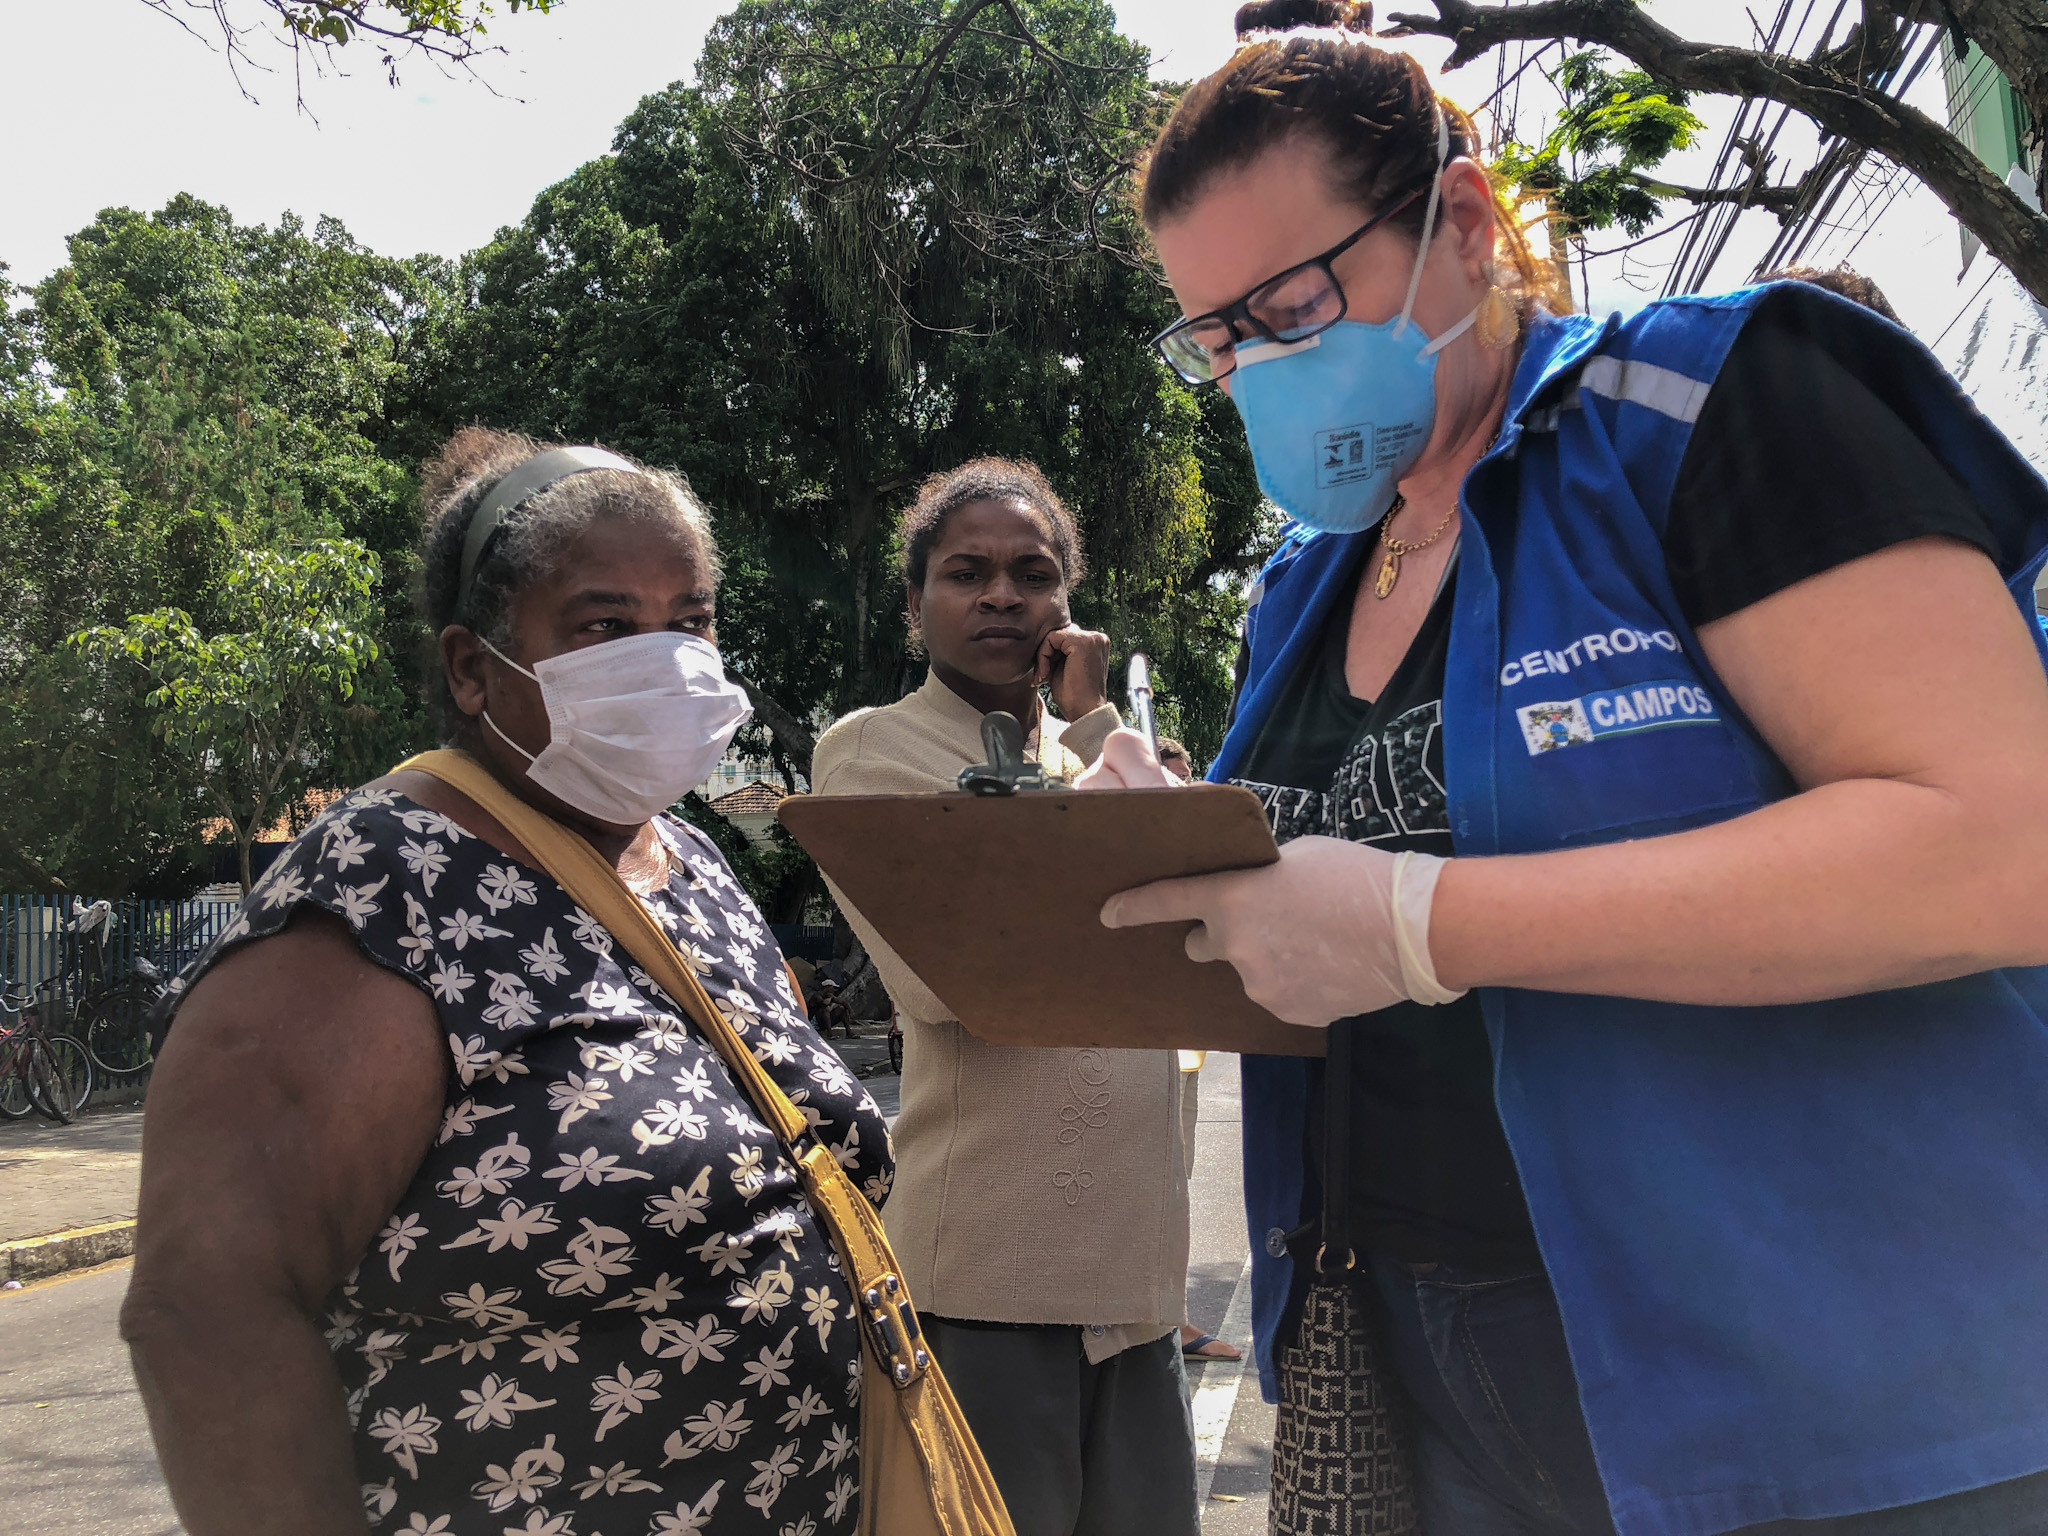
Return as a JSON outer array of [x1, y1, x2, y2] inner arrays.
[[1476, 262, 1520, 350]]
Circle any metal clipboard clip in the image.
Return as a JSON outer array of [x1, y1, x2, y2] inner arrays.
[[956, 711, 1049, 796]]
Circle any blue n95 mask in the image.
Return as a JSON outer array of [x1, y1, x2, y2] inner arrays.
[[1230, 308, 1474, 533], [1226, 105, 1479, 535]]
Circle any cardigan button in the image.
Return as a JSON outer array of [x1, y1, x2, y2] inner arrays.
[[1265, 1227, 1289, 1258], [1089, 1325, 1105, 1337]]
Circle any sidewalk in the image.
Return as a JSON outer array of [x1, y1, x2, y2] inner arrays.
[[0, 1024, 899, 1287], [0, 1106, 145, 1284]]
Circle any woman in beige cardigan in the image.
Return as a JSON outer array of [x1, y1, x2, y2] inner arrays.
[[811, 458, 1197, 1536]]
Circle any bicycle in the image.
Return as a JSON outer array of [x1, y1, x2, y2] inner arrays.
[[75, 954, 167, 1078], [0, 980, 93, 1124], [31, 897, 171, 1080]]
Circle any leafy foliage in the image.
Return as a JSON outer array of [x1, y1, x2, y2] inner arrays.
[[73, 541, 386, 891], [1494, 50, 1706, 239], [0, 201, 441, 893], [7, 1, 1272, 899], [416, 0, 1269, 764], [138, 0, 557, 97]]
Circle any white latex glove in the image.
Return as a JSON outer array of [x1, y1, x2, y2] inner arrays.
[[1074, 726, 1182, 791], [1099, 835, 1466, 1026]]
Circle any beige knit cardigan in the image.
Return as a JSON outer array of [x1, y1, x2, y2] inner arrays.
[[810, 670, 1190, 1357]]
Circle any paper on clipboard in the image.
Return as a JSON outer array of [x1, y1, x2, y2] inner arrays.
[[777, 784, 1327, 1057]]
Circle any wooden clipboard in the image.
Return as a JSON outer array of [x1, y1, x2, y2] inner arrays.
[[778, 784, 1327, 1057]]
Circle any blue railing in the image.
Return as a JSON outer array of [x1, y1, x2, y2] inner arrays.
[[2, 893, 243, 998], [769, 924, 835, 964], [6, 897, 833, 989]]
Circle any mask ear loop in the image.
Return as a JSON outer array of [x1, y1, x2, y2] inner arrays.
[[1392, 101, 1453, 342], [474, 633, 544, 764], [477, 634, 540, 683]]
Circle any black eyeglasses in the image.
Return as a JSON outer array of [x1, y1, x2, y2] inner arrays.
[[1150, 187, 1424, 387]]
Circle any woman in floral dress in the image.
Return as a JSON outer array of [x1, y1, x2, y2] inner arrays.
[[124, 427, 890, 1536]]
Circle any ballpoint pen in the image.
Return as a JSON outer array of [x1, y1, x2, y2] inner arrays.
[[1127, 653, 1159, 760]]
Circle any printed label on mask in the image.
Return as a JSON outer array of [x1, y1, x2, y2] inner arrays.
[[1315, 423, 1376, 488], [1516, 681, 1719, 756], [1312, 420, 1431, 491]]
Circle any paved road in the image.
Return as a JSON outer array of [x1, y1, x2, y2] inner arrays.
[[0, 1060, 1274, 1532], [0, 1263, 179, 1535]]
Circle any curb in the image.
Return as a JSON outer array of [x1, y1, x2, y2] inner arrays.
[[0, 1219, 137, 1285]]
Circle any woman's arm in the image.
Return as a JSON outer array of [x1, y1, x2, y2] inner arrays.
[[1100, 537, 2048, 1017], [1430, 534, 2048, 1001], [121, 911, 446, 1535]]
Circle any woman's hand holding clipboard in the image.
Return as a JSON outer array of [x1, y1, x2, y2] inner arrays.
[[1079, 654, 1466, 1029]]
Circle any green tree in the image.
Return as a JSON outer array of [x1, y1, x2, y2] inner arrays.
[[1, 200, 443, 893], [0, 267, 209, 894], [410, 0, 1270, 766], [73, 541, 386, 892], [1493, 50, 1706, 242], [1389, 0, 2048, 306]]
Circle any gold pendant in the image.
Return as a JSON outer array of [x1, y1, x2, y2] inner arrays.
[[1374, 551, 1400, 599]]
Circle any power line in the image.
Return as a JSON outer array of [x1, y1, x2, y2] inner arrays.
[[1930, 261, 1999, 350], [1752, 20, 1947, 276], [1662, 0, 1802, 295]]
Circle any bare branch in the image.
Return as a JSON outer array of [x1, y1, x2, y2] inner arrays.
[[1384, 0, 2048, 305], [135, 0, 531, 113], [1638, 173, 1806, 217], [728, 670, 818, 768]]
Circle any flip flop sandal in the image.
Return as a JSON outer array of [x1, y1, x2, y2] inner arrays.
[[1182, 1333, 1242, 1360]]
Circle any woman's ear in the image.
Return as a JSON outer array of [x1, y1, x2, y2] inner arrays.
[[904, 580, 924, 630], [441, 626, 489, 719], [1442, 158, 1503, 279]]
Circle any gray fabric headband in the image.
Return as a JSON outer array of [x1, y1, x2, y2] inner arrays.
[[455, 446, 639, 623]]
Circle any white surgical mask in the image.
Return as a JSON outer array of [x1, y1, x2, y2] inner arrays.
[[479, 630, 753, 825]]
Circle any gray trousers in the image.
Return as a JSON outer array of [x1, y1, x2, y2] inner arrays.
[[923, 1318, 1200, 1536]]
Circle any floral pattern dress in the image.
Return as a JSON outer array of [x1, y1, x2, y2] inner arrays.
[[164, 787, 893, 1536]]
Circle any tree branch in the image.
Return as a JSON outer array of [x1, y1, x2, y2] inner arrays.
[[137, 0, 534, 110], [1638, 173, 1806, 217], [728, 671, 818, 770], [1384, 0, 2048, 305], [1939, 0, 2048, 157], [0, 827, 69, 895]]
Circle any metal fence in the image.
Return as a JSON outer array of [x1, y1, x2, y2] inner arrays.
[[6, 901, 833, 988], [769, 924, 835, 964], [2, 893, 243, 998]]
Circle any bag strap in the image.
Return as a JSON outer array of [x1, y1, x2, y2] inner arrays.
[[396, 749, 813, 1146], [397, 750, 939, 1396]]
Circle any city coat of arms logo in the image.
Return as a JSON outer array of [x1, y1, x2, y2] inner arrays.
[[1516, 699, 1594, 754]]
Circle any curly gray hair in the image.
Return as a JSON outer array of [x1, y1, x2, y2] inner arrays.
[[417, 426, 720, 738]]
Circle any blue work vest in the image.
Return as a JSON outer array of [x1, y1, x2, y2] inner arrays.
[[1212, 284, 2048, 1536]]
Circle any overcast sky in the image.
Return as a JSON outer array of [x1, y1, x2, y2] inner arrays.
[[1, 0, 1975, 339]]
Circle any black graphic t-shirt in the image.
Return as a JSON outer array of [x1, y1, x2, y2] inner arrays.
[[1230, 292, 2003, 1271], [1232, 553, 1539, 1267]]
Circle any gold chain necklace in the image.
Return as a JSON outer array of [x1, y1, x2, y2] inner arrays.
[[1372, 492, 1458, 600]]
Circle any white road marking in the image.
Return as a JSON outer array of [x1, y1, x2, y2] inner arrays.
[[1192, 1255, 1255, 1505]]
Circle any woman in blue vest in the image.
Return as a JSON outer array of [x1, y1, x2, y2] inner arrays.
[[1080, 4, 2048, 1534]]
